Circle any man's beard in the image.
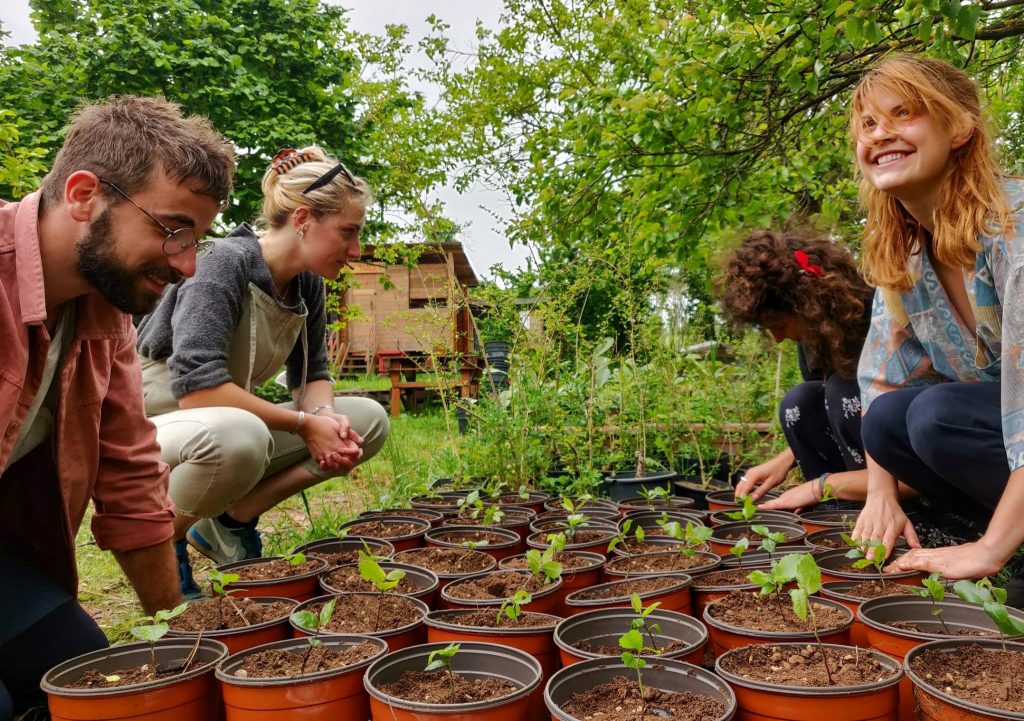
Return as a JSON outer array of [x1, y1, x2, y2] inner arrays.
[[76, 209, 183, 315]]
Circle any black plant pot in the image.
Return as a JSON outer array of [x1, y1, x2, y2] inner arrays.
[[602, 469, 680, 502]]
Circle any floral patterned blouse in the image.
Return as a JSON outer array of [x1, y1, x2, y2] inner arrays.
[[858, 179, 1024, 471]]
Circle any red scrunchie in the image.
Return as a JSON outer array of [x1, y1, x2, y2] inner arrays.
[[795, 250, 823, 277]]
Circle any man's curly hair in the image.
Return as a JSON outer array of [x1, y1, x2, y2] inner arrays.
[[716, 229, 871, 379]]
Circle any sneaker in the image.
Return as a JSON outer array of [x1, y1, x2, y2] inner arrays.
[[187, 516, 262, 565], [174, 539, 204, 600]]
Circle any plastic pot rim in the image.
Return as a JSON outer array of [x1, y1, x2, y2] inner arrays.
[[715, 641, 904, 695], [363, 640, 542, 712], [220, 555, 329, 588], [903, 637, 1024, 719], [41, 638, 228, 698], [703, 594, 854, 638], [297, 536, 396, 559], [319, 561, 440, 599], [165, 596, 298, 640], [525, 529, 617, 552], [425, 608, 560, 635], [815, 548, 920, 582], [289, 592, 428, 637], [564, 575, 692, 608], [604, 550, 721, 577], [553, 607, 708, 660], [393, 547, 498, 579], [337, 515, 431, 543], [857, 596, 1023, 640], [425, 525, 521, 549], [709, 520, 807, 544], [440, 569, 563, 607], [215, 634, 389, 687], [499, 550, 605, 575]]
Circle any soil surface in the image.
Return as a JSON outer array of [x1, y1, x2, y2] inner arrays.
[[706, 591, 849, 633], [378, 669, 518, 704], [431, 530, 513, 545], [308, 550, 365, 567], [910, 643, 1024, 712], [572, 576, 679, 601], [617, 539, 685, 554], [693, 568, 759, 588], [606, 553, 710, 574], [434, 609, 557, 629], [362, 510, 438, 523], [344, 521, 424, 539], [67, 658, 211, 689], [445, 571, 553, 600], [233, 640, 381, 678], [808, 536, 846, 549], [719, 643, 897, 687], [395, 547, 493, 575], [306, 594, 422, 633], [560, 675, 725, 721], [837, 580, 919, 600], [168, 598, 293, 631], [322, 566, 426, 595], [562, 529, 615, 545], [232, 558, 322, 581], [448, 514, 531, 529], [503, 552, 598, 571], [887, 620, 994, 637], [716, 529, 798, 543], [573, 638, 689, 656]]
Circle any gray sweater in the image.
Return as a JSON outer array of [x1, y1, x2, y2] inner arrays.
[[136, 224, 332, 398]]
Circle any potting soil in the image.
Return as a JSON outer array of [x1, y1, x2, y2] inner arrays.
[[168, 598, 293, 631], [313, 594, 421, 633], [560, 676, 725, 721], [910, 643, 1024, 712], [571, 576, 677, 601], [235, 641, 380, 678], [233, 558, 321, 580], [606, 552, 709, 573], [719, 643, 898, 687], [396, 547, 493, 574], [436, 609, 557, 629], [446, 571, 551, 600], [707, 591, 848, 632], [378, 669, 517, 703], [323, 566, 422, 594], [345, 521, 423, 538]]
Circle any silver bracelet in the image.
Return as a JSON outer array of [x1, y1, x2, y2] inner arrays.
[[292, 410, 305, 434], [309, 404, 332, 416]]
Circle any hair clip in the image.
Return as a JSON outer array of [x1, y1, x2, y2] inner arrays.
[[303, 161, 356, 195], [271, 148, 315, 175], [795, 250, 823, 277]]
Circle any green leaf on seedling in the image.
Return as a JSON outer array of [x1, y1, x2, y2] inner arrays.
[[790, 588, 809, 621], [131, 623, 169, 643], [635, 525, 646, 544], [619, 628, 645, 652], [921, 573, 945, 601], [731, 538, 749, 560], [319, 597, 338, 628], [630, 592, 643, 614], [286, 551, 307, 566], [425, 642, 460, 672], [795, 553, 821, 595], [984, 602, 1024, 637], [290, 610, 319, 629]]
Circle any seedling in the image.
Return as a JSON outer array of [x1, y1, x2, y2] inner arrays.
[[843, 537, 889, 587], [459, 539, 490, 550], [953, 578, 1024, 650], [748, 552, 800, 601], [358, 550, 407, 631], [479, 505, 505, 527], [752, 525, 788, 557], [207, 569, 249, 628], [726, 494, 758, 522], [628, 592, 663, 651], [730, 537, 750, 568], [904, 572, 952, 635], [526, 546, 563, 584], [607, 519, 645, 554], [618, 626, 655, 720], [130, 603, 188, 680], [496, 589, 533, 625], [282, 549, 308, 566], [457, 489, 483, 518], [638, 484, 671, 503], [660, 520, 713, 557], [788, 553, 835, 684], [515, 484, 532, 501], [425, 642, 460, 699], [289, 597, 338, 672]]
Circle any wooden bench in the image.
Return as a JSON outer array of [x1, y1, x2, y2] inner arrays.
[[386, 354, 484, 417]]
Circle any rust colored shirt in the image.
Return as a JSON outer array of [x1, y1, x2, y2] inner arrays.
[[0, 192, 174, 591]]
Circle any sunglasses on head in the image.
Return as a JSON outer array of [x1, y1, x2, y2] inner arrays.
[[271, 148, 356, 195]]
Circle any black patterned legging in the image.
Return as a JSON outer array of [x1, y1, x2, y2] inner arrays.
[[779, 375, 866, 479]]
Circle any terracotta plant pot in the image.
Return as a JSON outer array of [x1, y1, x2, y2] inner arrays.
[[798, 509, 861, 535], [691, 566, 767, 618], [359, 507, 445, 527], [602, 549, 721, 582], [708, 520, 807, 556], [425, 524, 522, 560], [497, 490, 550, 514], [221, 556, 329, 602], [904, 638, 1024, 721], [318, 561, 440, 606], [393, 547, 498, 592], [544, 656, 736, 721], [499, 551, 605, 616], [706, 489, 781, 511], [703, 594, 853, 658], [525, 528, 617, 557], [553, 607, 708, 667], [708, 509, 800, 527], [364, 641, 542, 721], [165, 596, 298, 655], [440, 569, 563, 614], [563, 575, 693, 616], [816, 548, 922, 586], [715, 642, 903, 721], [42, 638, 228, 721], [290, 592, 428, 652], [426, 609, 559, 720], [295, 536, 395, 565], [615, 495, 696, 517], [336, 516, 431, 552], [858, 596, 1024, 721], [216, 635, 388, 720]]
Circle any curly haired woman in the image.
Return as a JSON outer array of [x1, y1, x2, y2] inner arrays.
[[717, 229, 876, 509]]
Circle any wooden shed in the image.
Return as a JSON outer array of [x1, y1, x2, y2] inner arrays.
[[329, 242, 480, 375]]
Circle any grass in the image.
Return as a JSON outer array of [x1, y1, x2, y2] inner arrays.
[[77, 409, 459, 642]]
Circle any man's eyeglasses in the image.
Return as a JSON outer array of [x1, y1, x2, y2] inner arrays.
[[99, 179, 213, 258]]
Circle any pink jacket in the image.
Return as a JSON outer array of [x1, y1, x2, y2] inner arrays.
[[0, 193, 174, 586]]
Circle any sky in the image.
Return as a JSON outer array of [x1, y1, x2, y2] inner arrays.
[[0, 0, 531, 281]]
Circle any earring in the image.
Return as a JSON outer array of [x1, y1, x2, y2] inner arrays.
[[297, 227, 305, 240]]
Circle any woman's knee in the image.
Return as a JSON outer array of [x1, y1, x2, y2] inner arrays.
[[905, 384, 983, 470], [861, 388, 917, 462], [779, 382, 823, 428]]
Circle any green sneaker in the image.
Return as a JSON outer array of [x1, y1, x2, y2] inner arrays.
[[187, 516, 262, 565]]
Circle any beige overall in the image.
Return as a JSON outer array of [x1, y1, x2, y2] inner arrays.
[[142, 283, 389, 518]]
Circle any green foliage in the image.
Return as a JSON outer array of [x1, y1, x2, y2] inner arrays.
[[660, 520, 713, 557], [748, 552, 802, 598], [730, 537, 750, 566], [283, 550, 307, 566], [130, 603, 188, 644], [953, 578, 1024, 648], [290, 596, 337, 655], [357, 551, 406, 592], [844, 537, 889, 578], [526, 546, 563, 583], [907, 572, 950, 634], [787, 553, 834, 684], [496, 589, 533, 625], [726, 494, 758, 523], [752, 525, 789, 556], [425, 642, 460, 672], [207, 569, 240, 598]]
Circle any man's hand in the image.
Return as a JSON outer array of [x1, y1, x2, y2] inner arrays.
[[884, 541, 1006, 580], [734, 449, 793, 501], [113, 540, 181, 615]]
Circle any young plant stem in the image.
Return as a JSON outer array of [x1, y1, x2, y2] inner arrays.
[[806, 604, 834, 685], [181, 630, 203, 674]]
